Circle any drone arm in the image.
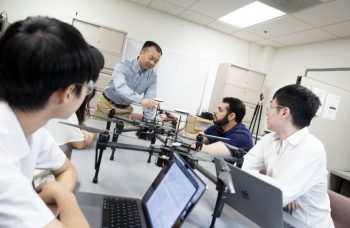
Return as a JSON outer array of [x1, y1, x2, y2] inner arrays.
[[99, 141, 162, 154], [121, 126, 141, 132], [155, 134, 167, 144]]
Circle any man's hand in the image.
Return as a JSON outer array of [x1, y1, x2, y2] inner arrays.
[[284, 199, 299, 214], [35, 180, 70, 216], [81, 130, 95, 147], [141, 98, 158, 110]]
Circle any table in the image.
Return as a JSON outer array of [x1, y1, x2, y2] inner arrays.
[[330, 170, 350, 193], [71, 119, 259, 228]]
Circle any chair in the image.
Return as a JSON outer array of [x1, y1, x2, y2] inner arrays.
[[327, 190, 350, 228], [131, 113, 143, 121]]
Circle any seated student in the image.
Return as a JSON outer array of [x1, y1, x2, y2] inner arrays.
[[180, 97, 253, 156], [45, 46, 104, 149], [0, 16, 98, 227], [242, 84, 334, 228]]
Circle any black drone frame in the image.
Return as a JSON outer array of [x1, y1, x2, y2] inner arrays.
[[61, 104, 248, 228]]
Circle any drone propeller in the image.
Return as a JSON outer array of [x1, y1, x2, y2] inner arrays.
[[98, 107, 129, 112], [59, 122, 146, 142], [91, 115, 134, 125]]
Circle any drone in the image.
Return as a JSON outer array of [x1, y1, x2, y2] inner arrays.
[[60, 100, 249, 228]]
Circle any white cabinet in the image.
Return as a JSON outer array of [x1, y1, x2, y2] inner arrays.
[[72, 19, 127, 106], [209, 63, 266, 128]]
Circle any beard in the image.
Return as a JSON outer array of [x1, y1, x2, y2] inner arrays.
[[213, 113, 229, 125]]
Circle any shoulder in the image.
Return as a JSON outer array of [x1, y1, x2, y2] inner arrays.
[[204, 124, 219, 134], [298, 134, 326, 157], [114, 59, 132, 71]]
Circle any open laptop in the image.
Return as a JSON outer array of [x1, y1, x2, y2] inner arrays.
[[214, 157, 312, 228], [76, 151, 207, 228]]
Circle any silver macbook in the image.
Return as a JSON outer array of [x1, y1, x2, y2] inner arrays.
[[214, 157, 312, 228]]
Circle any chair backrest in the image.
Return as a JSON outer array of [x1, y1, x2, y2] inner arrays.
[[131, 113, 143, 121], [328, 189, 350, 228]]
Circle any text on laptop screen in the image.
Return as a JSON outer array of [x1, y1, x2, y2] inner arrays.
[[145, 161, 197, 228]]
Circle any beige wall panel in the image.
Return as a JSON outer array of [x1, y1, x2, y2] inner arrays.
[[97, 27, 126, 54], [247, 71, 265, 91], [96, 72, 112, 91], [72, 20, 99, 46]]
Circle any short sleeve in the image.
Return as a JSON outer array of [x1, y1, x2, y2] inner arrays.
[[45, 113, 85, 146], [0, 145, 55, 228], [204, 125, 216, 135], [33, 127, 66, 171]]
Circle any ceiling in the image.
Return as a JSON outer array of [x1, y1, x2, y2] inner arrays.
[[127, 0, 350, 48]]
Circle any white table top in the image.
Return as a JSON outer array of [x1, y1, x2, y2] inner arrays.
[[330, 170, 350, 181], [71, 119, 260, 228]]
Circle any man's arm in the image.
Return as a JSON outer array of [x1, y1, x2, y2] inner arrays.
[[51, 158, 78, 192], [200, 142, 232, 156], [37, 180, 90, 228]]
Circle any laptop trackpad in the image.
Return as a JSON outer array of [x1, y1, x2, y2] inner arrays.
[[80, 205, 101, 228]]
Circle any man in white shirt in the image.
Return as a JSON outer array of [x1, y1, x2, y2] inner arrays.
[[0, 16, 99, 228], [242, 84, 334, 228]]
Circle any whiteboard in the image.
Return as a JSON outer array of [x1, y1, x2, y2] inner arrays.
[[300, 75, 350, 190], [122, 38, 210, 114]]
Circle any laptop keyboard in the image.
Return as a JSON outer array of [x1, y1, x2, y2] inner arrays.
[[102, 197, 142, 228], [283, 220, 296, 228]]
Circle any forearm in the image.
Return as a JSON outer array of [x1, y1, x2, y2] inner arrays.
[[53, 159, 78, 192], [201, 142, 232, 156], [55, 192, 90, 228], [70, 140, 85, 150]]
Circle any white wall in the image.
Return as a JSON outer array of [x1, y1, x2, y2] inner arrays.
[[0, 0, 265, 113], [260, 37, 350, 133]]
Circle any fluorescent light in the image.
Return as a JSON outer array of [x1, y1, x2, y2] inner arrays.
[[219, 1, 285, 28]]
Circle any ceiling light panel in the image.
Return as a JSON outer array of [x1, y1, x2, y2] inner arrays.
[[219, 1, 285, 28]]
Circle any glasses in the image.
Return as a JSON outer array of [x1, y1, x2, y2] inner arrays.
[[74, 80, 95, 96], [265, 103, 286, 112]]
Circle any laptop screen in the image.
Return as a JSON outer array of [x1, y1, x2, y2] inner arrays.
[[172, 153, 207, 223], [142, 152, 204, 228]]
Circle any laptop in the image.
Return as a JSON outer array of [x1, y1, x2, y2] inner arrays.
[[76, 151, 207, 228], [214, 157, 312, 228]]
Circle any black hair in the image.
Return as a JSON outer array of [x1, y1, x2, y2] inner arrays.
[[222, 97, 246, 123], [273, 84, 321, 129], [76, 46, 104, 125], [0, 16, 99, 113], [142, 41, 162, 55]]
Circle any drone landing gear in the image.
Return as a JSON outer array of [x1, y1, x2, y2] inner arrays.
[[110, 121, 124, 161], [147, 126, 160, 163], [93, 131, 110, 184], [210, 181, 229, 228]]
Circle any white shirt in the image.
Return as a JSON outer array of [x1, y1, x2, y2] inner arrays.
[[33, 113, 85, 187], [243, 127, 334, 228], [0, 101, 66, 228], [45, 113, 84, 146]]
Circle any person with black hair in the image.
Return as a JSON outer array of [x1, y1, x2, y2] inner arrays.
[[181, 97, 253, 156], [45, 46, 104, 149], [242, 84, 334, 228], [0, 16, 99, 228], [93, 41, 162, 120]]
